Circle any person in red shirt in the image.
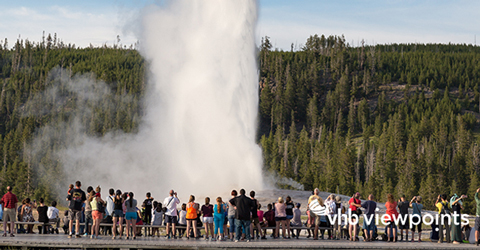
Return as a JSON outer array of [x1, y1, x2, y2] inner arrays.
[[1, 186, 18, 237], [385, 193, 399, 242], [348, 192, 361, 241]]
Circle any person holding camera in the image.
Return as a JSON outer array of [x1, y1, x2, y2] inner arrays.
[[435, 194, 450, 243], [409, 196, 423, 242], [163, 190, 180, 239], [450, 194, 466, 244]]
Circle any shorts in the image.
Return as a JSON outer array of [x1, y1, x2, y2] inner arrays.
[[385, 221, 397, 229], [69, 209, 82, 221], [411, 216, 422, 232], [165, 215, 178, 224], [398, 215, 410, 230], [363, 217, 375, 232], [125, 212, 137, 220], [113, 209, 123, 218], [224, 216, 228, 225], [252, 217, 260, 226], [275, 217, 286, 221], [286, 215, 293, 220], [3, 208, 15, 222], [475, 217, 480, 231], [312, 213, 320, 225], [92, 211, 103, 220], [203, 216, 213, 224]]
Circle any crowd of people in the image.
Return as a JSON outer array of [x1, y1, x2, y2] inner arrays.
[[1, 182, 480, 246]]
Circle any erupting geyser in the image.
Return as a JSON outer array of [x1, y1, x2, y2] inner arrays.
[[29, 0, 264, 197], [138, 0, 263, 194]]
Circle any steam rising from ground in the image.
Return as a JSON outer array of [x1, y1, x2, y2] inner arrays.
[[26, 0, 263, 199]]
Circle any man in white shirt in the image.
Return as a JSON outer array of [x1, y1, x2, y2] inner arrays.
[[163, 190, 180, 239], [47, 201, 60, 234]]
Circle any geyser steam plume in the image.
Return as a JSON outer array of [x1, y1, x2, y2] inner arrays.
[[138, 0, 263, 194], [26, 0, 263, 198]]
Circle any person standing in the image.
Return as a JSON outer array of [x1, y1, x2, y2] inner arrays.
[[227, 190, 238, 241], [250, 191, 264, 240], [90, 187, 105, 239], [229, 189, 254, 242], [285, 196, 295, 239], [125, 192, 138, 240], [143, 192, 154, 236], [361, 194, 376, 242], [201, 197, 214, 240], [450, 194, 466, 244], [67, 181, 86, 238], [385, 194, 398, 242], [163, 190, 180, 239], [112, 190, 124, 239], [409, 196, 423, 242], [436, 194, 450, 243], [275, 197, 287, 239], [185, 195, 199, 239], [475, 188, 480, 246], [1, 186, 18, 237], [348, 192, 361, 241], [83, 186, 94, 236], [105, 188, 115, 220], [213, 197, 226, 241], [307, 188, 323, 240], [397, 195, 410, 241]]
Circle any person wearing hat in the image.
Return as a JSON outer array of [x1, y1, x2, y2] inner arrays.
[[290, 203, 302, 239]]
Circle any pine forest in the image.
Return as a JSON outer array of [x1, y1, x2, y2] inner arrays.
[[1, 34, 480, 213]]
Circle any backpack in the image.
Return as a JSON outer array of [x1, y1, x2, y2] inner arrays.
[[440, 201, 450, 215]]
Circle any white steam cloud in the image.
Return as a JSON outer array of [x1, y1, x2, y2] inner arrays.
[[26, 0, 263, 200]]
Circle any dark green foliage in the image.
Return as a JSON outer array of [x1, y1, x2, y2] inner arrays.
[[259, 34, 480, 210], [0, 36, 144, 202]]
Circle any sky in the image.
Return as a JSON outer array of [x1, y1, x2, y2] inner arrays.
[[0, 0, 479, 50]]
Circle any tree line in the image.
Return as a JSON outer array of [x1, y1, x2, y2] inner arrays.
[[1, 33, 480, 214], [259, 35, 480, 214]]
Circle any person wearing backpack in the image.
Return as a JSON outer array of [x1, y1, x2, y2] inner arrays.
[[435, 194, 450, 243]]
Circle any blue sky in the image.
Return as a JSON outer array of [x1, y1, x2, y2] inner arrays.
[[0, 0, 479, 50]]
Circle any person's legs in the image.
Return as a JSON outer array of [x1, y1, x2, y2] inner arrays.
[[132, 219, 137, 239], [209, 222, 214, 238], [113, 217, 118, 237], [445, 222, 450, 243], [235, 219, 242, 241], [438, 222, 444, 243], [219, 217, 225, 238], [204, 219, 209, 239], [214, 217, 219, 237], [243, 220, 251, 241], [286, 219, 291, 237], [3, 216, 7, 236], [282, 220, 287, 238], [228, 216, 235, 239], [166, 219, 171, 237], [186, 220, 191, 238], [275, 221, 280, 238], [392, 225, 397, 242], [192, 220, 197, 238]]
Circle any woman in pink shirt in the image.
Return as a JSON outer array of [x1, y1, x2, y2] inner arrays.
[[275, 197, 287, 239]]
